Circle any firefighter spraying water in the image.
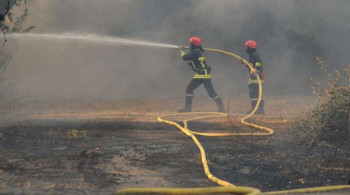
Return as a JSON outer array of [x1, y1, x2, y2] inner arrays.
[[6, 33, 262, 115], [178, 36, 225, 113]]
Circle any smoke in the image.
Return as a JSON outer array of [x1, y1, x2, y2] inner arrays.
[[3, 0, 350, 100]]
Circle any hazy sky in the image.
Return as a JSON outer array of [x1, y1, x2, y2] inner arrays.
[[3, 0, 350, 100]]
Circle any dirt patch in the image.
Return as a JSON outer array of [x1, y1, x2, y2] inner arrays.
[[0, 96, 349, 194]]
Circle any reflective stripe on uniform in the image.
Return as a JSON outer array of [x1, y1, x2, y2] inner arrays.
[[255, 62, 262, 67], [186, 94, 193, 97], [248, 78, 264, 84], [198, 57, 206, 68], [193, 73, 212, 79]]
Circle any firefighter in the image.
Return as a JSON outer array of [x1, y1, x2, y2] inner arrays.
[[243, 39, 265, 114], [178, 36, 225, 113]]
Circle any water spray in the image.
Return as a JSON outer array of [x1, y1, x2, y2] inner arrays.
[[5, 33, 196, 51], [6, 33, 195, 51], [7, 33, 179, 49]]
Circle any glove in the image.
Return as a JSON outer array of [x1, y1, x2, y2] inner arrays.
[[178, 45, 185, 50], [179, 50, 186, 58], [250, 68, 257, 75]]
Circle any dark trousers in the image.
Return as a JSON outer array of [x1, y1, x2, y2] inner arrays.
[[184, 79, 223, 109], [248, 83, 264, 110]]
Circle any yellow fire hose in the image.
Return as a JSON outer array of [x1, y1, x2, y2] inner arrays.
[[116, 48, 350, 194]]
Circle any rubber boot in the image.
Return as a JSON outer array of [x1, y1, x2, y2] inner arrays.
[[178, 95, 192, 113], [215, 97, 226, 113], [256, 100, 265, 115]]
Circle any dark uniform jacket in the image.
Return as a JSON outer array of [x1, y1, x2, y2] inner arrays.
[[248, 51, 264, 84], [180, 47, 212, 79]]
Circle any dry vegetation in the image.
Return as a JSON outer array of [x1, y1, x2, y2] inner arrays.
[[288, 58, 349, 173]]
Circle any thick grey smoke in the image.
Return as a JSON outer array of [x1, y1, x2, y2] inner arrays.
[[3, 0, 350, 100]]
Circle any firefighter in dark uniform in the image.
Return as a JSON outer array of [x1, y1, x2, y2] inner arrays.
[[178, 36, 225, 113], [244, 39, 265, 114]]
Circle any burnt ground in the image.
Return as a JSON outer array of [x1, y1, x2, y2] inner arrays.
[[0, 96, 349, 194]]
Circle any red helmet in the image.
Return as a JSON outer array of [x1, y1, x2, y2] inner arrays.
[[189, 36, 202, 46], [245, 40, 257, 49]]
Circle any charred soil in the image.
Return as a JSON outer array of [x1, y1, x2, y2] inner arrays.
[[0, 96, 349, 194]]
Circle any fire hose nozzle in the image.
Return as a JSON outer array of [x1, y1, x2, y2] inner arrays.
[[178, 45, 189, 50]]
